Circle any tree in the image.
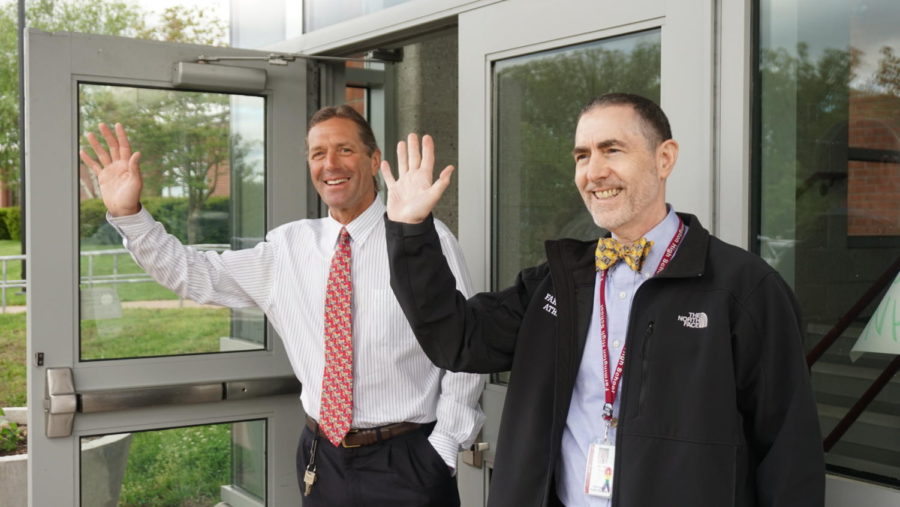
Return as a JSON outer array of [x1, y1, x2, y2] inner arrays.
[[77, 81, 255, 245], [0, 0, 227, 205], [875, 46, 900, 97], [493, 37, 661, 285]]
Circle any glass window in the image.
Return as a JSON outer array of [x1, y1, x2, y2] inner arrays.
[[757, 0, 899, 483], [80, 420, 266, 505], [231, 0, 303, 48], [304, 0, 414, 32], [78, 84, 266, 360], [493, 30, 661, 289], [490, 30, 661, 384]]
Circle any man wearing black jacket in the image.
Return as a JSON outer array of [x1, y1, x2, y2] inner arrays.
[[380, 93, 825, 506]]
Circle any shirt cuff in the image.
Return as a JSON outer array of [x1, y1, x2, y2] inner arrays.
[[106, 207, 156, 238], [428, 430, 460, 471]]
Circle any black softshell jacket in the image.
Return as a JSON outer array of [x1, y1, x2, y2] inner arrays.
[[386, 212, 824, 507]]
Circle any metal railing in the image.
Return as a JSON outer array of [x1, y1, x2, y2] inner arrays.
[[0, 253, 26, 312], [0, 244, 229, 313], [806, 255, 900, 454]]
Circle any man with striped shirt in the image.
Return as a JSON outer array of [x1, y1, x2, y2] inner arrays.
[[80, 105, 485, 507]]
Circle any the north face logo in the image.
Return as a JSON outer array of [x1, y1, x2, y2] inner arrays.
[[677, 312, 708, 329]]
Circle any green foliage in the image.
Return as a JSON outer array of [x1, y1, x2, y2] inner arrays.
[[0, 205, 21, 240], [758, 43, 855, 244], [118, 424, 231, 506], [0, 0, 229, 204], [494, 34, 661, 285], [0, 209, 8, 239], [875, 46, 900, 97], [79, 85, 255, 244], [0, 3, 24, 201], [80, 196, 232, 245], [78, 198, 109, 241], [0, 0, 146, 203], [0, 312, 26, 407], [0, 419, 25, 454], [139, 5, 227, 46]]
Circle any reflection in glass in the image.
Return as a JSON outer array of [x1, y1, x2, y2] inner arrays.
[[78, 85, 266, 360], [305, 0, 413, 32], [493, 30, 661, 289], [80, 420, 266, 506], [490, 30, 660, 385], [758, 0, 899, 483]]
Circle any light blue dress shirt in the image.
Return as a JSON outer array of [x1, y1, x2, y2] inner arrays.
[[557, 206, 685, 506]]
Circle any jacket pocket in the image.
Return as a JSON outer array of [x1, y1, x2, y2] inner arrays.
[[618, 434, 738, 506]]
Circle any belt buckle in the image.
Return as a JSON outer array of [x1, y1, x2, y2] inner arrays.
[[341, 429, 361, 448]]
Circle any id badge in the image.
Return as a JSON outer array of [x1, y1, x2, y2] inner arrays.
[[584, 441, 615, 498]]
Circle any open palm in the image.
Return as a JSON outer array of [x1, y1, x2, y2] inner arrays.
[[381, 133, 455, 224], [80, 123, 143, 217]]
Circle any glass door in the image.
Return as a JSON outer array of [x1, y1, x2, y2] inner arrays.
[[25, 29, 308, 506], [455, 0, 716, 502]]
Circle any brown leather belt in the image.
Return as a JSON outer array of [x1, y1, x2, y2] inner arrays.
[[305, 416, 424, 448]]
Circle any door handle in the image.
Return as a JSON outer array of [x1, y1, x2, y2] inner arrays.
[[461, 441, 489, 468], [44, 368, 301, 438]]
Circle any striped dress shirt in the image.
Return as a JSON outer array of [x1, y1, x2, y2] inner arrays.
[[108, 196, 485, 467], [558, 206, 685, 506]]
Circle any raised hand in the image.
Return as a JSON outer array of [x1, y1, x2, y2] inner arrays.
[[80, 123, 143, 217], [381, 133, 455, 224]]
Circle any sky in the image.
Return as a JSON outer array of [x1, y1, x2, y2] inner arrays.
[[761, 0, 899, 90], [137, 0, 230, 27]]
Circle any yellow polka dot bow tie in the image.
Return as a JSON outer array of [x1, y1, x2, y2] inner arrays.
[[595, 237, 654, 272]]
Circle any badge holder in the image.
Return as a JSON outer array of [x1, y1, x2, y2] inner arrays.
[[584, 407, 616, 499]]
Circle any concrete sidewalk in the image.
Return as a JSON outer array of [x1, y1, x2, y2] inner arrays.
[[1, 299, 223, 315]]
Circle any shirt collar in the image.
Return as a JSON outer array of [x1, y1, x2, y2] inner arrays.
[[323, 193, 384, 247], [607, 204, 681, 276], [638, 204, 682, 275]]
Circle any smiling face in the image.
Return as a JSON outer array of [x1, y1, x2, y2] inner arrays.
[[307, 117, 381, 224], [573, 104, 678, 243]]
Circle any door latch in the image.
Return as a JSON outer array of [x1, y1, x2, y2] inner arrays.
[[44, 368, 77, 438]]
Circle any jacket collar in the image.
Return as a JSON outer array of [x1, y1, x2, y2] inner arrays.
[[657, 212, 708, 278], [544, 212, 710, 280]]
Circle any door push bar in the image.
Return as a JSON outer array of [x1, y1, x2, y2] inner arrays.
[[43, 367, 301, 438]]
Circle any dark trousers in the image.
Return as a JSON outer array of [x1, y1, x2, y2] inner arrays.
[[296, 423, 460, 507]]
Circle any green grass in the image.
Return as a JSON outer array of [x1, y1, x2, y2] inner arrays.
[[3, 235, 248, 504], [0, 312, 26, 407], [4, 307, 241, 505], [116, 424, 231, 507], [1, 240, 201, 309], [1, 308, 232, 404], [0, 240, 23, 256], [81, 307, 231, 359], [80, 244, 180, 302]]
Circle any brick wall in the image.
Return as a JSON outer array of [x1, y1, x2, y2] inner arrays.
[[847, 92, 900, 236]]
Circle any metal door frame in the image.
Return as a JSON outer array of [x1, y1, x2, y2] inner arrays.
[[25, 28, 308, 506], [455, 0, 717, 502]]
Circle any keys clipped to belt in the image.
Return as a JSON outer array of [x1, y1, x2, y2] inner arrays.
[[304, 438, 318, 496]]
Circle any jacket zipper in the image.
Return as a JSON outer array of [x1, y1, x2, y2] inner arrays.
[[638, 320, 655, 414]]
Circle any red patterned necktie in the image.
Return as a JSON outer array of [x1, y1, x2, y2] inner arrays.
[[319, 227, 353, 446]]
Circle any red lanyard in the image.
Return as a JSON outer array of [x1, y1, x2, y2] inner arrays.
[[599, 218, 685, 423]]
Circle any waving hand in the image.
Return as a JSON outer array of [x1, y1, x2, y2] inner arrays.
[[80, 122, 143, 217], [381, 133, 455, 224]]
